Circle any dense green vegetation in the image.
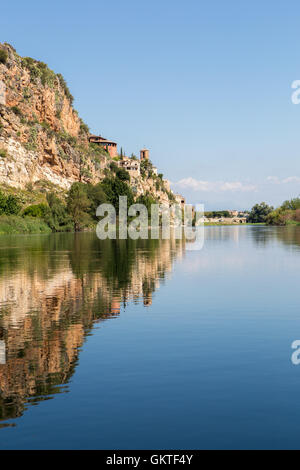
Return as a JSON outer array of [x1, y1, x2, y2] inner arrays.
[[0, 190, 21, 215], [266, 197, 300, 225], [0, 215, 51, 235], [247, 198, 300, 225], [0, 167, 140, 233], [248, 202, 273, 223]]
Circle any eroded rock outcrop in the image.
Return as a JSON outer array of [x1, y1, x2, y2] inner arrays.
[[0, 43, 109, 190]]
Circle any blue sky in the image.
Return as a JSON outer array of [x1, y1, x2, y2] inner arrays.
[[1, 0, 300, 210]]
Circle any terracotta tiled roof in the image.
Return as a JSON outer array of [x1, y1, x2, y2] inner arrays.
[[89, 135, 117, 145]]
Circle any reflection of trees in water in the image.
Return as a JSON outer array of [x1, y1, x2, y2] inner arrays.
[[202, 225, 300, 250], [248, 226, 277, 246], [0, 233, 185, 423], [249, 226, 300, 250]]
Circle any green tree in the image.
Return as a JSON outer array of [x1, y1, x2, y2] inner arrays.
[[67, 183, 91, 231], [45, 192, 71, 231], [0, 191, 20, 215], [85, 183, 107, 220], [281, 197, 300, 211], [5, 195, 21, 215], [101, 177, 134, 212], [116, 167, 130, 181], [248, 202, 273, 223], [109, 161, 118, 173]]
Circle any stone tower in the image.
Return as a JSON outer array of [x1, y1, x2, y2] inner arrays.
[[140, 148, 149, 161]]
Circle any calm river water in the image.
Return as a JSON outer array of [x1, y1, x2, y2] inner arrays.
[[0, 226, 299, 449]]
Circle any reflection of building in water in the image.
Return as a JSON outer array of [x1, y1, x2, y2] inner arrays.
[[110, 298, 121, 314], [0, 235, 186, 422], [143, 292, 152, 306]]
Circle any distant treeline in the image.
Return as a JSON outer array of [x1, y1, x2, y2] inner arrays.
[[247, 198, 300, 225], [204, 211, 231, 218]]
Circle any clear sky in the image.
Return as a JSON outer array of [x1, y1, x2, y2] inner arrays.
[[1, 0, 300, 210]]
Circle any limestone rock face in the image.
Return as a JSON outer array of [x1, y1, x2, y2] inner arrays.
[[0, 43, 104, 189], [1, 50, 80, 136], [0, 137, 76, 189]]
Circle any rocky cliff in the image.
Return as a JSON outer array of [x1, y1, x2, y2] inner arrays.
[[0, 43, 174, 205]]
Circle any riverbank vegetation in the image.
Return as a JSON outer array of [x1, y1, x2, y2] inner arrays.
[[0, 215, 51, 235], [0, 168, 159, 234], [266, 197, 300, 226], [247, 198, 300, 226]]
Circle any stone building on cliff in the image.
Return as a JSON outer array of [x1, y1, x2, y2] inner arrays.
[[118, 156, 140, 177], [89, 135, 118, 158]]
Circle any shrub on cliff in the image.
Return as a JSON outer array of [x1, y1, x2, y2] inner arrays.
[[80, 120, 90, 135], [22, 57, 56, 87], [0, 49, 8, 64], [116, 168, 130, 181], [109, 161, 119, 173], [22, 57, 73, 99], [23, 203, 49, 218], [0, 191, 20, 216], [11, 106, 23, 117], [56, 73, 74, 105]]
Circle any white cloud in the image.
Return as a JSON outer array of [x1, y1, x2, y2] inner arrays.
[[267, 176, 300, 184], [172, 177, 257, 193], [282, 176, 300, 184], [267, 176, 280, 184]]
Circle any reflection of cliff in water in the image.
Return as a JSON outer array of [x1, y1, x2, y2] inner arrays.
[[0, 233, 186, 423]]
